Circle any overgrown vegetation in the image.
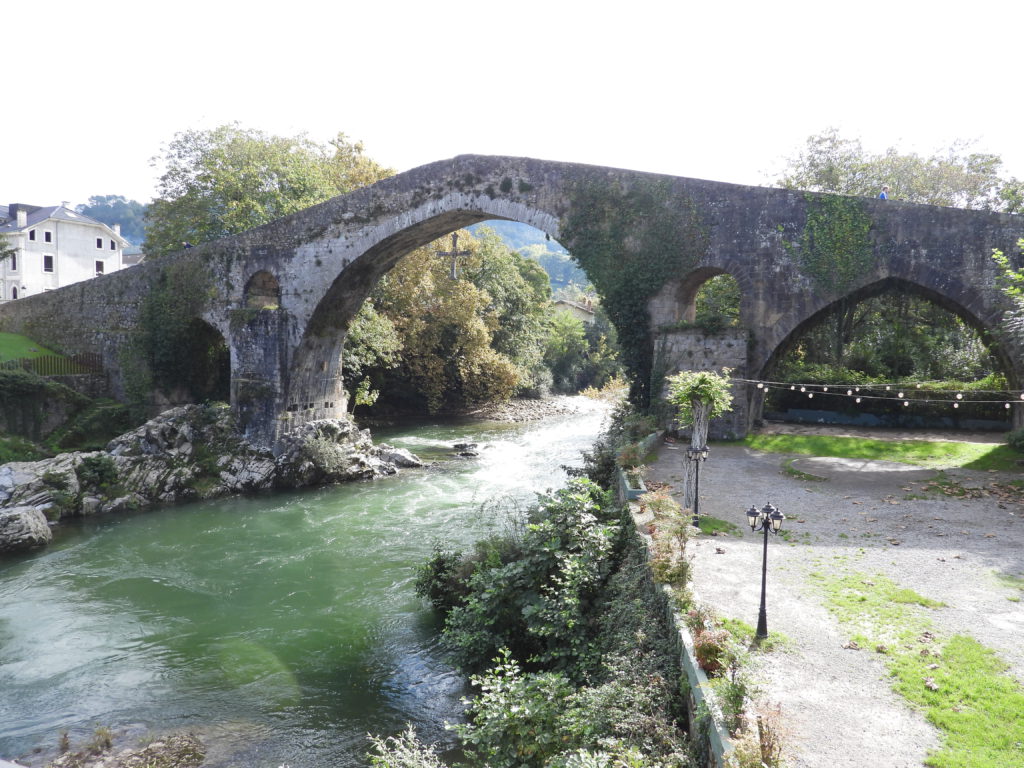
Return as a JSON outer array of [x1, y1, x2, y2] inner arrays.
[[787, 194, 874, 295], [123, 257, 228, 411], [561, 177, 708, 408], [402, 479, 694, 768]]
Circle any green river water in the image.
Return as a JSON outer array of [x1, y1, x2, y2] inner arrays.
[[0, 400, 608, 767]]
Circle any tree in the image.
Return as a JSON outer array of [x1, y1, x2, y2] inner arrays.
[[544, 310, 589, 391], [777, 128, 1017, 210], [362, 230, 532, 413], [993, 239, 1024, 342], [0, 234, 15, 267], [76, 195, 148, 244], [144, 124, 391, 255], [342, 299, 402, 412]]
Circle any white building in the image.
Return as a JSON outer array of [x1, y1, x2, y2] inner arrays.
[[0, 202, 131, 302]]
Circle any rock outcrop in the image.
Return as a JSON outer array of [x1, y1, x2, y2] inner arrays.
[[0, 506, 52, 552], [0, 404, 423, 554]]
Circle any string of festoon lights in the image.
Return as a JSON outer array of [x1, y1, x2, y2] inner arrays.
[[732, 377, 1024, 411]]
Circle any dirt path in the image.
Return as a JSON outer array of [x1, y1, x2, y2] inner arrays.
[[647, 430, 1024, 768]]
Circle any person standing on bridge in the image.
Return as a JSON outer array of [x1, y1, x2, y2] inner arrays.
[[878, 185, 890, 200]]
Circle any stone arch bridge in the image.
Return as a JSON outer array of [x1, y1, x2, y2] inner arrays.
[[2, 155, 1023, 447]]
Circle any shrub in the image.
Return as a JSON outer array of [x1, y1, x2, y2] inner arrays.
[[453, 649, 575, 768], [75, 454, 119, 492], [693, 628, 732, 674], [441, 479, 619, 674], [1008, 427, 1024, 453], [414, 544, 465, 612], [368, 727, 447, 768]]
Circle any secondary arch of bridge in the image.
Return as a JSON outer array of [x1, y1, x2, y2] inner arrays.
[[182, 155, 1024, 446]]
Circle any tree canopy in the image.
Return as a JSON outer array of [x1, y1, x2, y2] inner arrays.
[[76, 195, 148, 244], [776, 128, 1021, 210], [144, 124, 392, 255], [355, 229, 531, 413], [0, 235, 15, 266]]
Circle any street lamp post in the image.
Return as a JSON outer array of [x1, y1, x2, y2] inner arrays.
[[685, 446, 709, 527], [746, 502, 784, 640]]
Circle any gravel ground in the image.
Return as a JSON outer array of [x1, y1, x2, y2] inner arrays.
[[647, 430, 1024, 768]]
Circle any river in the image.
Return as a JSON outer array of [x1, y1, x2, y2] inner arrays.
[[0, 398, 609, 767]]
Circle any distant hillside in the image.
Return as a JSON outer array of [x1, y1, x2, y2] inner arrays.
[[470, 220, 588, 292]]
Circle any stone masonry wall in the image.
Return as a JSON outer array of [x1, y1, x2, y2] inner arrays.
[[655, 328, 749, 439]]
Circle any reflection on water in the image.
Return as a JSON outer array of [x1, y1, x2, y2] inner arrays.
[[0, 400, 607, 767]]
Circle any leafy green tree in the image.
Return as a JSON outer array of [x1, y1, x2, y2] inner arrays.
[[545, 310, 589, 390], [993, 239, 1024, 342], [0, 234, 15, 267], [693, 274, 740, 332], [342, 299, 402, 412], [144, 124, 391, 255], [464, 228, 551, 392], [76, 195, 148, 244], [777, 128, 1017, 210], [366, 232, 523, 413]]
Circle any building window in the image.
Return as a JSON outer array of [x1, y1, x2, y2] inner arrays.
[[96, 237, 103, 249], [110, 239, 116, 250], [9, 254, 16, 271], [95, 260, 105, 275], [12, 287, 18, 299], [28, 230, 35, 241], [43, 255, 54, 273], [44, 231, 52, 243]]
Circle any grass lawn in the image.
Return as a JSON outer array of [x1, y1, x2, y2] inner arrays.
[[743, 433, 1021, 472], [810, 570, 1024, 768], [0, 332, 59, 362]]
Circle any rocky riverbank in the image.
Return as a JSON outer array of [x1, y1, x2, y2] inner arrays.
[[0, 403, 422, 554], [457, 394, 599, 423]]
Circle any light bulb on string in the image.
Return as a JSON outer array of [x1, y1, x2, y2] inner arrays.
[[855, 387, 860, 392], [903, 401, 909, 407], [1019, 393, 1024, 400], [790, 385, 796, 390], [953, 403, 959, 409], [846, 390, 853, 396], [1006, 403, 1012, 409], [800, 387, 806, 392], [808, 392, 814, 399], [823, 387, 828, 392], [916, 384, 922, 389], [956, 393, 963, 400], [855, 397, 861, 404], [898, 391, 904, 398], [885, 385, 891, 391]]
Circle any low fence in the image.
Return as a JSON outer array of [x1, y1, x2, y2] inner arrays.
[[0, 352, 104, 377]]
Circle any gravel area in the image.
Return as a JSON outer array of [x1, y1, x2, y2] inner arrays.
[[647, 431, 1024, 768]]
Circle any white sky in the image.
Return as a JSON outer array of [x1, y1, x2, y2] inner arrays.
[[7, 0, 1023, 207]]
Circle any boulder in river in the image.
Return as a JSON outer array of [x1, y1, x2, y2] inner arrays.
[[0, 505, 52, 552]]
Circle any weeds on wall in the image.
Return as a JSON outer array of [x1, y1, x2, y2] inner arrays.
[[785, 194, 875, 295], [561, 177, 708, 409]]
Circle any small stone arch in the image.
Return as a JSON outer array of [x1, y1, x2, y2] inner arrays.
[[183, 317, 231, 403], [244, 270, 281, 310]]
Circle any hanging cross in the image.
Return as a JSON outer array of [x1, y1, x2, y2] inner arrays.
[[436, 232, 471, 280]]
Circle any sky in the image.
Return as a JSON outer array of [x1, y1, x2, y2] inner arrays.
[[7, 0, 1023, 208]]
